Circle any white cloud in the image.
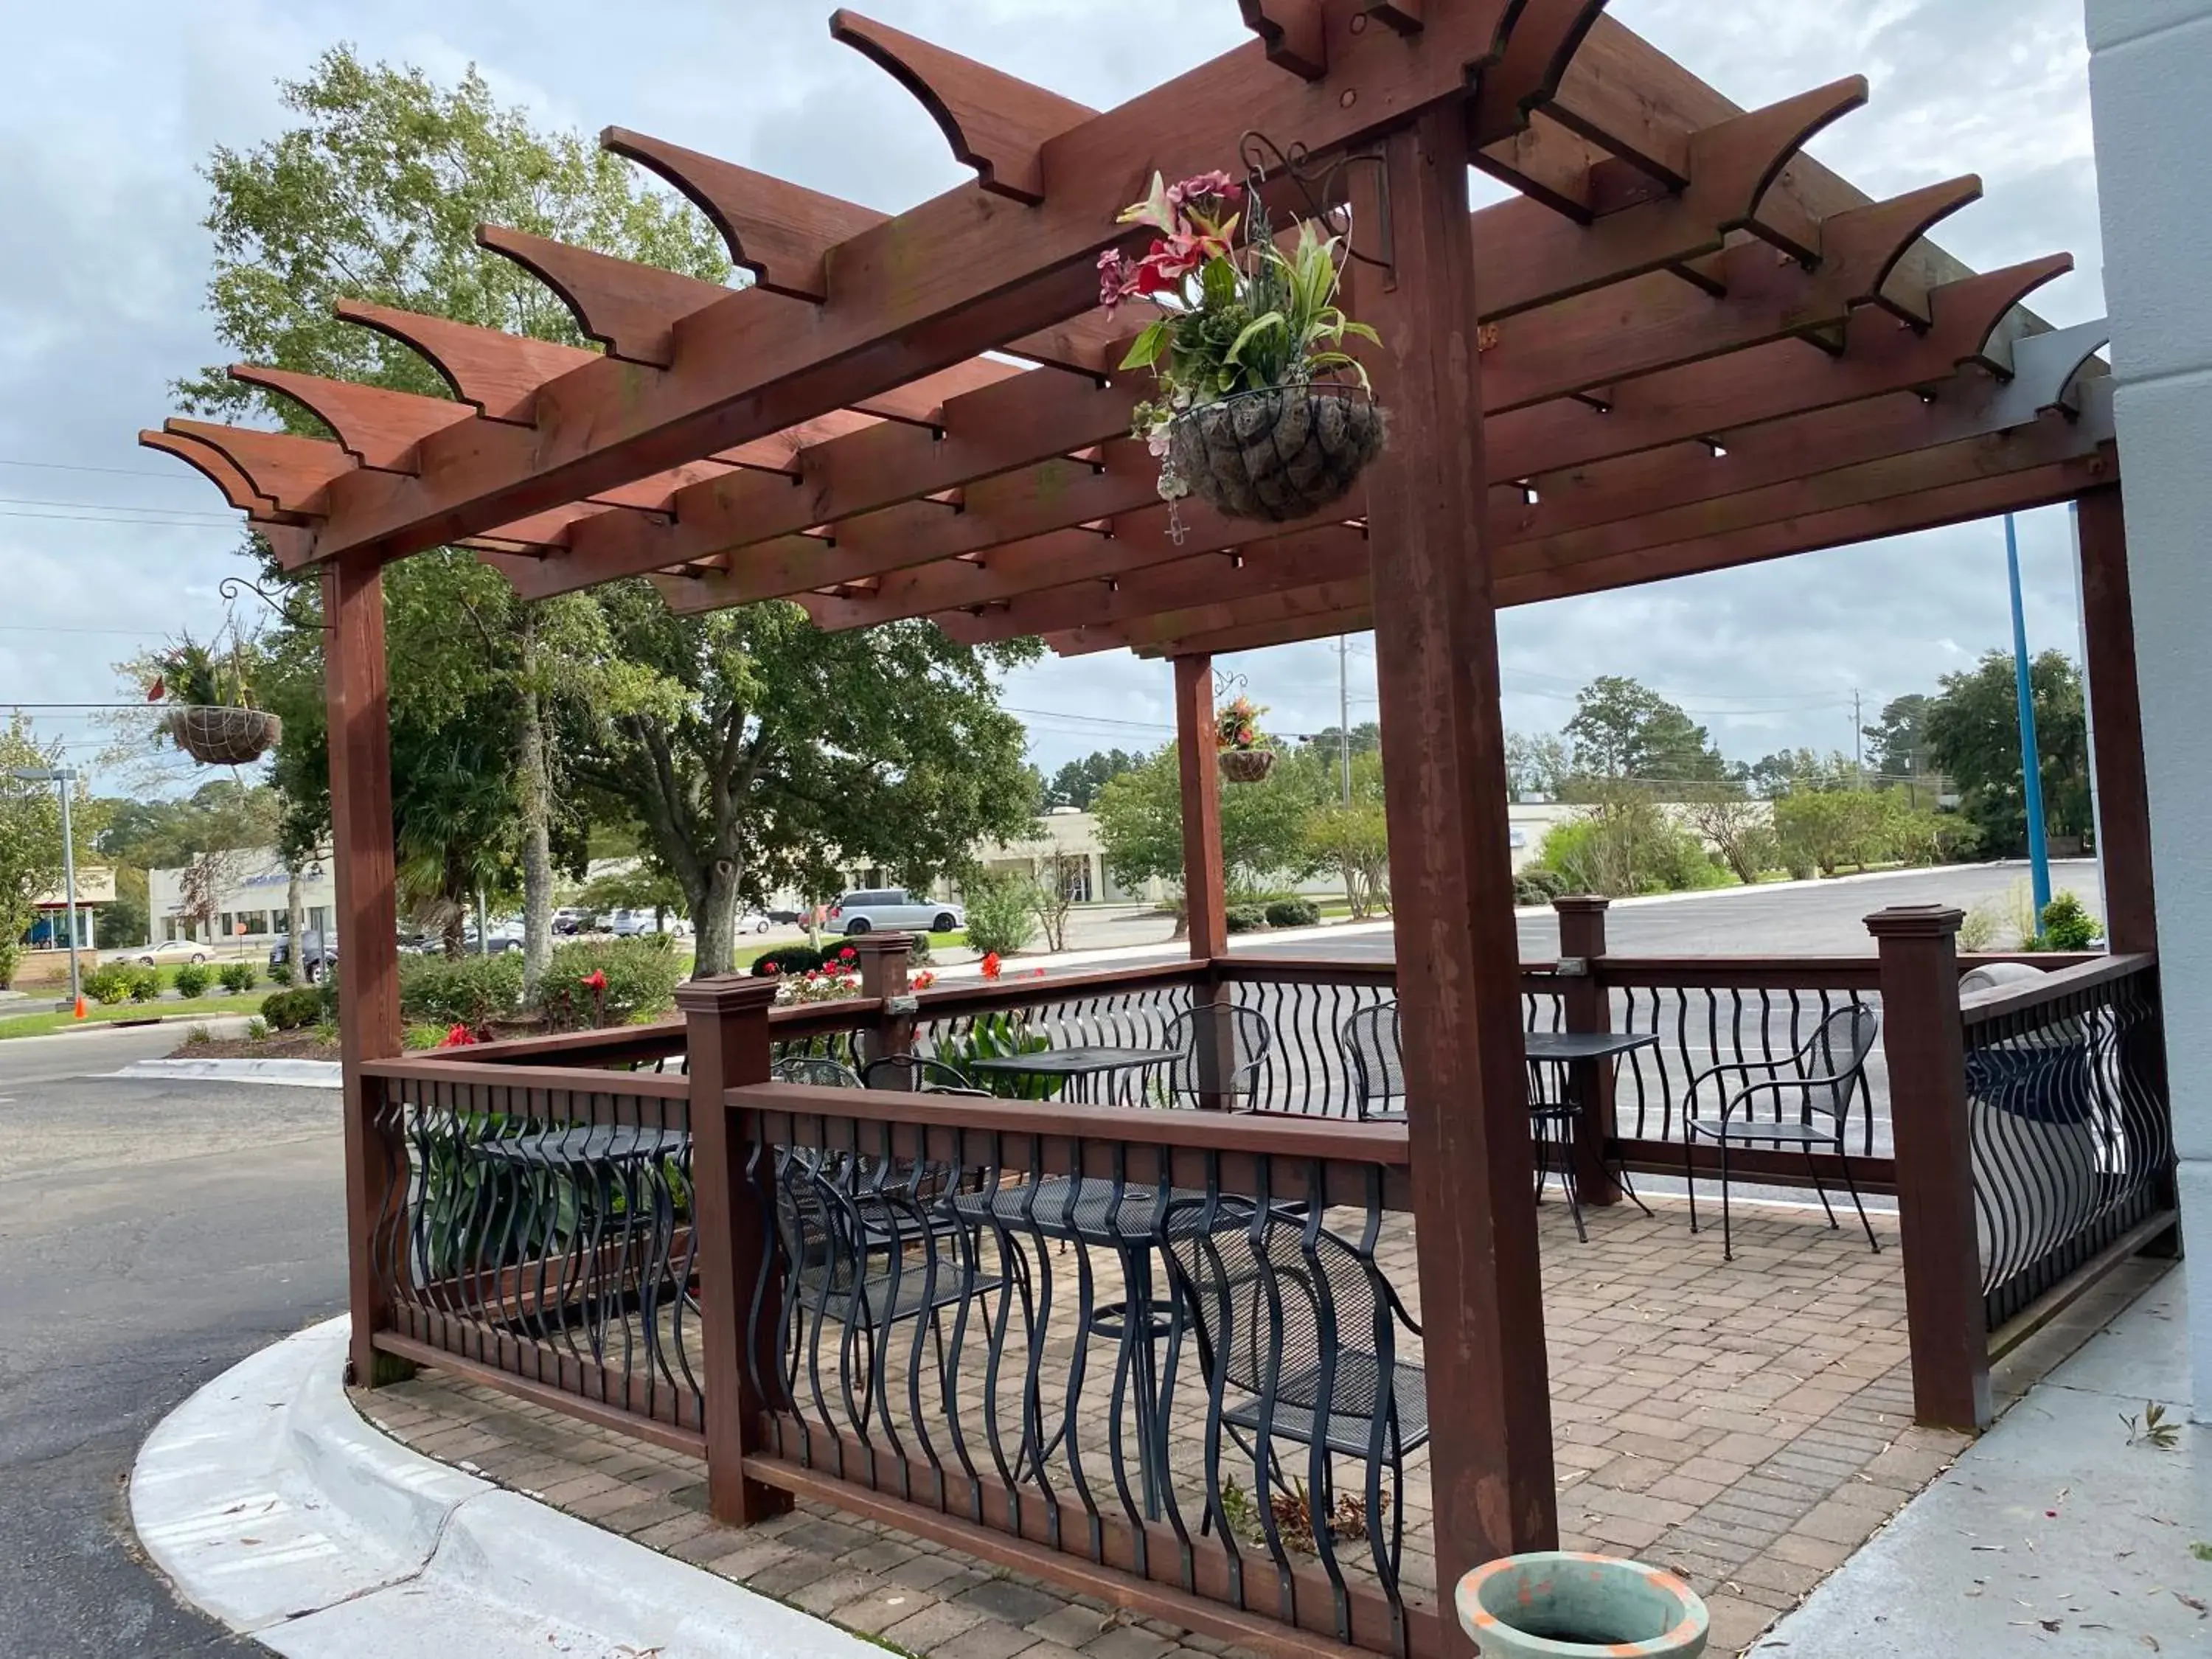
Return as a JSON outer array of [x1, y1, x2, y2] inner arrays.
[[0, 0, 2107, 783]]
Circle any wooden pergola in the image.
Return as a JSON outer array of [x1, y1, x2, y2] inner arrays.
[[142, 4, 2149, 1651]]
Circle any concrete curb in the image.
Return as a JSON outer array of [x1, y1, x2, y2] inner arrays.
[[131, 1318, 880, 1658], [115, 1057, 343, 1089]]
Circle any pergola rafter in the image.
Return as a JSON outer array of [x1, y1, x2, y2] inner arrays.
[[135, 6, 2137, 1655]]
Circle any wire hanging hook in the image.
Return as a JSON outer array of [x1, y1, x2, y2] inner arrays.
[[1237, 130, 1394, 273], [219, 574, 327, 633]]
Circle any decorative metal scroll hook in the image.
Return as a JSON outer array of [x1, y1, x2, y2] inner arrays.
[[219, 574, 326, 633], [1237, 130, 1394, 274]]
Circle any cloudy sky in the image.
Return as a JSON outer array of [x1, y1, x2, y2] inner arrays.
[[0, 0, 2110, 789]]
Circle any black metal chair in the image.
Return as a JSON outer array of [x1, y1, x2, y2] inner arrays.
[[1683, 1003, 1882, 1261], [1164, 1201, 1426, 1573], [1339, 1003, 1406, 1122], [861, 1053, 991, 1096], [1155, 1004, 1276, 1107]]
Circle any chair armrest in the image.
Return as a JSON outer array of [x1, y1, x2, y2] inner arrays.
[[1682, 1057, 1792, 1114], [1715, 1075, 1837, 1122]]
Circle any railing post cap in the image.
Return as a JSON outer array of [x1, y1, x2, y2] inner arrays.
[[674, 974, 779, 1016], [1864, 903, 1966, 939], [1552, 893, 1611, 914]]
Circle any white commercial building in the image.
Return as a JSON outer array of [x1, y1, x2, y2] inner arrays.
[[147, 852, 336, 947]]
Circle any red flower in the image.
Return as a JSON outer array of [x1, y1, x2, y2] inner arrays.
[[762, 960, 779, 975], [912, 970, 936, 991], [981, 951, 1003, 981], [439, 1022, 478, 1048], [838, 946, 858, 961], [581, 969, 608, 992]]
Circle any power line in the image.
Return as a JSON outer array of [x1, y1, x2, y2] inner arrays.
[[0, 507, 243, 529], [0, 456, 207, 482]]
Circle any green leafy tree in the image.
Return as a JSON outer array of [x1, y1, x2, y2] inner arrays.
[[1772, 789, 1899, 877], [1505, 730, 1572, 801], [1922, 650, 2092, 857], [1297, 748, 1389, 914], [0, 720, 69, 986], [1562, 677, 1728, 788], [182, 48, 726, 990], [1534, 785, 1721, 896], [1093, 743, 1318, 906], [1043, 749, 1141, 810], [560, 588, 1040, 975]]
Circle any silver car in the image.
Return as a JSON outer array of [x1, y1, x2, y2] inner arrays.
[[827, 888, 964, 936]]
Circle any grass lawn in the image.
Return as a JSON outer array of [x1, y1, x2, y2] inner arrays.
[[0, 992, 268, 1042]]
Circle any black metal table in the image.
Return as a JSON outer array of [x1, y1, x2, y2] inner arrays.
[[948, 1176, 1251, 1517], [1523, 1030, 1658, 1240], [966, 1045, 1180, 1105]]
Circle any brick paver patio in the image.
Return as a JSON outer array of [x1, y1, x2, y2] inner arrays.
[[358, 1193, 1989, 1658]]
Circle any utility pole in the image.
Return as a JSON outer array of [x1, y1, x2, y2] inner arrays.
[[2006, 512, 2053, 921], [1852, 688, 1864, 785], [1337, 635, 1352, 804], [10, 765, 82, 1012]]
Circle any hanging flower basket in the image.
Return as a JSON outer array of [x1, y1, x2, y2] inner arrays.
[[1100, 170, 1386, 524], [167, 705, 282, 766], [1169, 383, 1386, 523], [1219, 746, 1277, 784]]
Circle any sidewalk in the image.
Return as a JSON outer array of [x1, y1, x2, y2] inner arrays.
[[1756, 1260, 2207, 1655]]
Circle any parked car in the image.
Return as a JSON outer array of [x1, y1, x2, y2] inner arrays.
[[113, 938, 214, 967], [552, 906, 588, 935], [461, 917, 525, 953], [609, 908, 695, 938], [737, 907, 773, 934], [827, 888, 964, 936], [269, 936, 339, 979]]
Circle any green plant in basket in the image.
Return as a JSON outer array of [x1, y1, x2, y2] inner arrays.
[[1101, 172, 1385, 524]]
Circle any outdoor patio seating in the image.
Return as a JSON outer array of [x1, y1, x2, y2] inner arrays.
[[1340, 1003, 1407, 1122], [772, 1054, 863, 1088], [860, 1053, 990, 1094], [1153, 1004, 1275, 1107], [1684, 1004, 1884, 1260], [1164, 1200, 1427, 1570]]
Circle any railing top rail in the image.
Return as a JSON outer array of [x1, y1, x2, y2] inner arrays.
[[1960, 951, 2156, 1029], [363, 1054, 692, 1100], [727, 1079, 1412, 1164], [1213, 955, 1399, 987], [768, 995, 888, 1037], [416, 1019, 687, 1065], [1591, 955, 1884, 991], [911, 957, 1209, 1019]]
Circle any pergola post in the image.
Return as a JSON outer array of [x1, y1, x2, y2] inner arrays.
[[1359, 106, 1558, 1599], [322, 554, 406, 1387], [2075, 484, 2157, 953], [1173, 653, 1227, 961]]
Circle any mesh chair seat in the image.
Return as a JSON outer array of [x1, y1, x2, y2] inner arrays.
[[1221, 1350, 1430, 1455], [794, 1257, 1005, 1329], [1690, 1115, 1847, 1144]]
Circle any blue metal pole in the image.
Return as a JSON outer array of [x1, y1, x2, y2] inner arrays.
[[2006, 512, 2053, 922]]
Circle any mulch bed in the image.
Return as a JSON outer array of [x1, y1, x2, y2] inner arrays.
[[173, 1032, 342, 1061]]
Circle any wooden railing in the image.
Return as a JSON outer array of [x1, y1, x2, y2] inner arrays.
[[362, 904, 2172, 1651]]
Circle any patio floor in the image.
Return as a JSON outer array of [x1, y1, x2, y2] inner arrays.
[[355, 1192, 2006, 1658]]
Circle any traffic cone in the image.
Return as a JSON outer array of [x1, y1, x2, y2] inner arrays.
[[74, 995, 86, 1020]]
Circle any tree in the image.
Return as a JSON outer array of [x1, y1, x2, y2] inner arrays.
[[0, 720, 68, 987], [1092, 744, 1316, 902], [560, 588, 1041, 975], [1773, 789, 1897, 877], [1042, 749, 1140, 810], [1297, 748, 1390, 914], [1562, 677, 1728, 787], [1533, 787, 1718, 896], [184, 48, 726, 990], [1027, 850, 1088, 951], [1923, 649, 2092, 858], [1863, 693, 1933, 780], [1505, 730, 1572, 801], [1681, 793, 1779, 885]]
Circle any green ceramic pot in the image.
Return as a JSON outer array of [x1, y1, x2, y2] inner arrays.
[[1457, 1552, 1709, 1658]]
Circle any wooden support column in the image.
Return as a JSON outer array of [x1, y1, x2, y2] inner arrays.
[[854, 931, 916, 1068], [1554, 895, 1621, 1206], [1173, 653, 1234, 1105], [2076, 484, 2158, 953], [1866, 904, 1992, 1431], [1360, 105, 1557, 1603], [674, 975, 790, 1524], [324, 554, 406, 1388], [1173, 654, 1227, 961]]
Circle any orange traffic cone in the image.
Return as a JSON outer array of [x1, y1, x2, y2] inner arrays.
[[74, 995, 86, 1020]]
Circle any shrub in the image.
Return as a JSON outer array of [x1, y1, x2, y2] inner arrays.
[[172, 963, 211, 999], [84, 963, 135, 1006], [1957, 900, 2004, 953], [128, 967, 161, 1003], [244, 1017, 269, 1041], [541, 937, 684, 1029], [1517, 867, 1569, 902], [0, 936, 16, 990], [963, 872, 1038, 958], [182, 1024, 212, 1046], [268, 961, 294, 986], [260, 987, 323, 1031], [1264, 897, 1321, 928], [751, 943, 827, 978], [399, 953, 524, 1029], [218, 961, 258, 994], [1224, 904, 1269, 933], [402, 1022, 451, 1051], [2038, 891, 2102, 953]]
